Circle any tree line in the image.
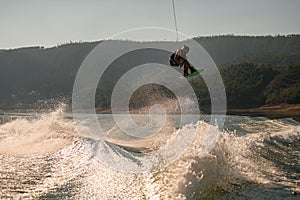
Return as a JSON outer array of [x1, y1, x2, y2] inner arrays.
[[0, 35, 299, 111]]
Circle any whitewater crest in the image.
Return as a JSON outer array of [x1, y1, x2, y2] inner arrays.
[[0, 108, 78, 155]]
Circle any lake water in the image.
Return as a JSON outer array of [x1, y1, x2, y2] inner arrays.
[[0, 110, 299, 199]]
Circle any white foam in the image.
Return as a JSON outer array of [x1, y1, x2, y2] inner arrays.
[[0, 108, 77, 155]]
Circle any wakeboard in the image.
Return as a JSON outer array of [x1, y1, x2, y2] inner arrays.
[[179, 68, 204, 78]]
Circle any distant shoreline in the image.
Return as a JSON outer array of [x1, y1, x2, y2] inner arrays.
[[91, 104, 300, 122], [1, 104, 300, 122], [227, 104, 300, 122]]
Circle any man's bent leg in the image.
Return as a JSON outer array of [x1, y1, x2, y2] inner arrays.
[[183, 63, 189, 76]]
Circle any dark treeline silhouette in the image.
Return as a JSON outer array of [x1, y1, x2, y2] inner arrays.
[[0, 35, 299, 110], [196, 34, 300, 67]]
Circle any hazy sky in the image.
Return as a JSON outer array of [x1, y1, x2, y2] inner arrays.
[[1, 0, 299, 49]]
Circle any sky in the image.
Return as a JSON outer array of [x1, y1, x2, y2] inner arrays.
[[0, 0, 300, 49]]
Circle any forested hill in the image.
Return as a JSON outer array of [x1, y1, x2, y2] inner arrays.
[[0, 35, 299, 110], [195, 35, 300, 66], [0, 42, 99, 103]]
